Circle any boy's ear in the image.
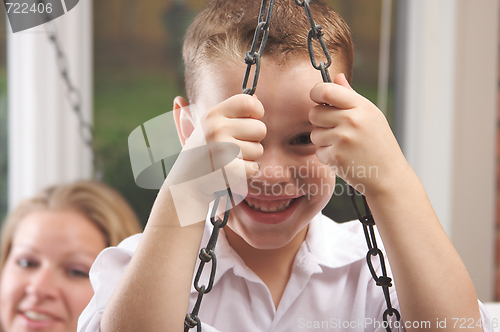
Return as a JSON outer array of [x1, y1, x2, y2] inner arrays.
[[173, 96, 194, 146]]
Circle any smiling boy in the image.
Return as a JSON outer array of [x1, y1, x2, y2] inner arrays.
[[78, 1, 490, 331]]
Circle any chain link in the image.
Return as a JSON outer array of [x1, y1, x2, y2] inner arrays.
[[294, 0, 332, 82], [349, 186, 401, 331], [185, 189, 232, 332], [242, 0, 275, 95]]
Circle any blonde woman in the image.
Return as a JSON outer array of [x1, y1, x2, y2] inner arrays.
[[0, 181, 142, 332]]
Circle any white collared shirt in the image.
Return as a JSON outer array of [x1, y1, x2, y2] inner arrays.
[[78, 213, 491, 332]]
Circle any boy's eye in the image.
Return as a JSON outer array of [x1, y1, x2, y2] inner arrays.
[[291, 133, 312, 145], [66, 268, 89, 278], [17, 258, 38, 269]]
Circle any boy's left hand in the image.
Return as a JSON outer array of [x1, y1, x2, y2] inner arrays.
[[309, 73, 409, 197]]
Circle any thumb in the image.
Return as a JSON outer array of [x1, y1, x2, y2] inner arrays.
[[333, 73, 354, 91]]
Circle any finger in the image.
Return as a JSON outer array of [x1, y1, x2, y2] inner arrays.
[[216, 94, 265, 120], [309, 105, 348, 128], [243, 160, 260, 178], [310, 82, 359, 109], [333, 73, 354, 91], [232, 140, 264, 162], [229, 118, 267, 142], [315, 146, 332, 166], [310, 127, 335, 147], [209, 135, 263, 164], [224, 158, 260, 180]]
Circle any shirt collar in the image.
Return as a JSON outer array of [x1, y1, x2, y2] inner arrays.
[[191, 212, 368, 293], [304, 213, 367, 269]]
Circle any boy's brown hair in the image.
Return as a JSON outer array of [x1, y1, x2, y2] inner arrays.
[[183, 0, 354, 104]]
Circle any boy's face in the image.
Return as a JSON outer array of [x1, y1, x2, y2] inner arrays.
[[192, 57, 342, 250]]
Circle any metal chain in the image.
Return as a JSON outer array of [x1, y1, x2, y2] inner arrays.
[[44, 15, 103, 179], [186, 1, 400, 331], [349, 187, 401, 331], [242, 0, 275, 95], [46, 22, 93, 147], [293, 1, 401, 330], [294, 0, 332, 83], [184, 189, 232, 332], [185, 1, 275, 328]]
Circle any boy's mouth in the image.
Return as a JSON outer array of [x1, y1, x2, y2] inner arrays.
[[236, 194, 303, 225], [243, 196, 298, 213]]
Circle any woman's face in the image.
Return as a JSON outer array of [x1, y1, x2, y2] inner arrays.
[[0, 209, 107, 332]]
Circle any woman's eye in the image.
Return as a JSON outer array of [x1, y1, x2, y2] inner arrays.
[[17, 259, 38, 268], [291, 133, 312, 145], [67, 269, 89, 278]]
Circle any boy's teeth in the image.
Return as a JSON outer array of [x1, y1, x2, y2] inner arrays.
[[24, 310, 52, 321], [244, 198, 295, 213]]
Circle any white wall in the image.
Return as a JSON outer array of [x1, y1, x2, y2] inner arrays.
[[7, 0, 93, 209], [401, 0, 498, 301]]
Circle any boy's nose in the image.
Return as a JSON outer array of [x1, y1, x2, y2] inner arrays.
[[25, 267, 59, 300]]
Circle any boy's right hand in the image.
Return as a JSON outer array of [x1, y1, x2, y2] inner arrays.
[[199, 94, 267, 180], [167, 94, 266, 226]]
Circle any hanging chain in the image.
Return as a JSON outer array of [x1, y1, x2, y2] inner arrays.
[[185, 1, 276, 329], [44, 12, 103, 179], [349, 188, 401, 331], [184, 189, 232, 332], [46, 22, 93, 147], [186, 1, 400, 331], [242, 0, 275, 95], [294, 1, 401, 330], [294, 0, 332, 82]]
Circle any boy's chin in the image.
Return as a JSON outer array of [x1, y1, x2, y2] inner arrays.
[[226, 221, 308, 251]]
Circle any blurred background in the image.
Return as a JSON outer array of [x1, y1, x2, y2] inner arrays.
[[91, 0, 396, 224], [0, 0, 499, 304]]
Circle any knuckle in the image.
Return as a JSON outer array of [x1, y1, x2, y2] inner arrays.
[[342, 111, 362, 129], [336, 130, 353, 146], [206, 121, 228, 142]]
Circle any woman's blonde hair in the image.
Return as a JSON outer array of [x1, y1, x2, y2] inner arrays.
[[0, 181, 143, 271]]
